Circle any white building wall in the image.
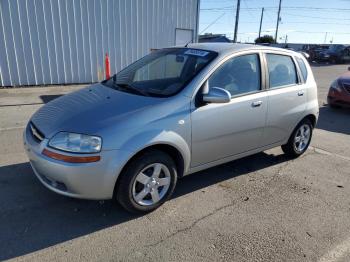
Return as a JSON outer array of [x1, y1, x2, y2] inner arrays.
[[0, 0, 199, 87]]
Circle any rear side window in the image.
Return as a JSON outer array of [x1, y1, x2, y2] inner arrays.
[[266, 54, 297, 88], [296, 57, 308, 81]]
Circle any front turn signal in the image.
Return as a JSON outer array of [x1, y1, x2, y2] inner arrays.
[[42, 149, 101, 163]]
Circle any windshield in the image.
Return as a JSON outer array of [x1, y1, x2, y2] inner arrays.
[[102, 48, 217, 97]]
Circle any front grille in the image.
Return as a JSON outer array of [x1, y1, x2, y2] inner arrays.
[[30, 122, 45, 142], [343, 83, 350, 94]]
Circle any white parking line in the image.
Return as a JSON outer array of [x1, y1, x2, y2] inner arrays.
[[319, 237, 350, 262], [310, 146, 350, 162], [0, 126, 25, 132]]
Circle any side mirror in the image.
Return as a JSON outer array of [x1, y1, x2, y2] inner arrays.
[[203, 87, 231, 104], [348, 66, 350, 71]]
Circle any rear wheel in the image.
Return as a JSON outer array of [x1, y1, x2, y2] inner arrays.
[[281, 119, 313, 158], [116, 150, 177, 214]]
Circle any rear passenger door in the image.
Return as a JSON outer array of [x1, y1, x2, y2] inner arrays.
[[262, 53, 307, 145]]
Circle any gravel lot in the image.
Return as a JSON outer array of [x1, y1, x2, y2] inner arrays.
[[0, 64, 349, 262]]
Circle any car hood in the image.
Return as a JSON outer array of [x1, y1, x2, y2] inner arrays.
[[31, 83, 161, 138]]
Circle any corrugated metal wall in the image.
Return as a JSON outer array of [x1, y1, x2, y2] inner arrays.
[[0, 0, 198, 87]]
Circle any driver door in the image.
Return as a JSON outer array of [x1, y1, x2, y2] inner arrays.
[[191, 53, 268, 167]]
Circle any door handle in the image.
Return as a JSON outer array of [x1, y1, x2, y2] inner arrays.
[[252, 100, 263, 107], [298, 90, 305, 96]]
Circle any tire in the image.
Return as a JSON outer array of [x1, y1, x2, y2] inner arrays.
[[116, 149, 177, 214], [281, 119, 313, 158]]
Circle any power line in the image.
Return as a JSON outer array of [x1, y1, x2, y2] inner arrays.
[[199, 12, 227, 35], [282, 12, 350, 21], [201, 20, 350, 26], [219, 30, 350, 35], [234, 21, 350, 25], [282, 7, 350, 11], [281, 21, 350, 25], [200, 6, 350, 12], [293, 31, 350, 35], [264, 10, 276, 23], [242, 0, 255, 19], [268, 31, 350, 35]]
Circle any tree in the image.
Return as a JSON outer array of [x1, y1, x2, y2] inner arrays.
[[255, 35, 275, 44]]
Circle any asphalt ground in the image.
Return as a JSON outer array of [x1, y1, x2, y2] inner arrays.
[[0, 64, 349, 262]]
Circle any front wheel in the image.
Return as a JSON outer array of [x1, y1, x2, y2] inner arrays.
[[116, 150, 177, 214], [281, 119, 313, 158]]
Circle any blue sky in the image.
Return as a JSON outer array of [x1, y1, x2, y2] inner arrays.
[[199, 0, 350, 44]]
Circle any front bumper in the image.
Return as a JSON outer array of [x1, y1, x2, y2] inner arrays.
[[23, 125, 131, 200]]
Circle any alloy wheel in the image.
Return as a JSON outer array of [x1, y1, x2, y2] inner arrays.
[[293, 124, 311, 153], [132, 163, 171, 206]]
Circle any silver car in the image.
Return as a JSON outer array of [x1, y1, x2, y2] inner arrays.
[[24, 43, 319, 213]]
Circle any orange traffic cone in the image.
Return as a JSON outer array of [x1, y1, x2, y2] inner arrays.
[[105, 53, 111, 79]]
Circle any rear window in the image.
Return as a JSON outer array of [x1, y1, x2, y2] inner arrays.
[[266, 54, 298, 89], [296, 57, 308, 81]]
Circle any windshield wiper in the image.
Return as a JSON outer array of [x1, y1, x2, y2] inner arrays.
[[112, 75, 150, 97], [116, 83, 150, 97]]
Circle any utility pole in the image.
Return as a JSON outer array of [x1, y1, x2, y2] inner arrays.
[[258, 7, 264, 39], [324, 32, 328, 44], [233, 0, 241, 43], [274, 0, 282, 43]]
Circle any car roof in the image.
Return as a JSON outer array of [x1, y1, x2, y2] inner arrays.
[[185, 43, 299, 57]]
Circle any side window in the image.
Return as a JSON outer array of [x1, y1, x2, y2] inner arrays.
[[266, 54, 297, 88], [296, 57, 308, 82], [208, 54, 261, 96]]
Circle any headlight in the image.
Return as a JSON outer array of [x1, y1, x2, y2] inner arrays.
[[49, 132, 102, 153], [330, 80, 342, 93]]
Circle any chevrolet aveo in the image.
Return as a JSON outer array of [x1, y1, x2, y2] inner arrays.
[[24, 43, 319, 213]]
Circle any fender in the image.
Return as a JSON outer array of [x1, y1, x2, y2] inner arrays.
[[118, 129, 191, 175]]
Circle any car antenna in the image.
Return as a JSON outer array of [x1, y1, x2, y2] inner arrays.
[[184, 40, 192, 47], [184, 13, 226, 48]]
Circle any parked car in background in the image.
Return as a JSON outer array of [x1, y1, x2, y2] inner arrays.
[[24, 43, 319, 213], [199, 33, 231, 43], [317, 45, 350, 64], [328, 67, 350, 108], [302, 44, 329, 62], [282, 46, 310, 60]]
